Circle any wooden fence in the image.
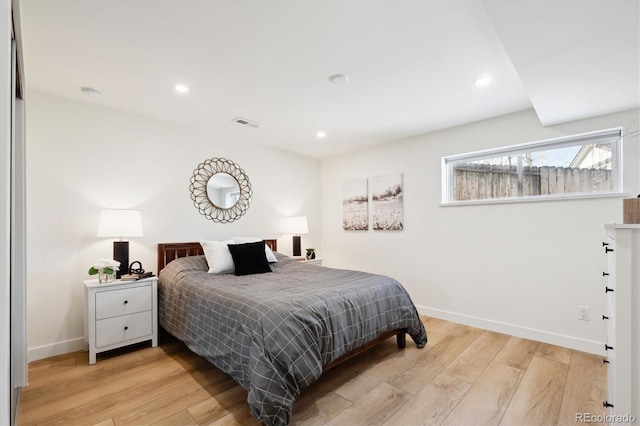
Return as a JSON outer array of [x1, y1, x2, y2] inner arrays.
[[454, 164, 612, 201]]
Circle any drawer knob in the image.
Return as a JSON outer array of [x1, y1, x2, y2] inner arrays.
[[605, 344, 614, 351], [603, 315, 609, 320], [603, 401, 614, 408], [603, 358, 609, 364], [124, 326, 129, 331], [605, 247, 614, 253], [605, 287, 614, 293], [602, 242, 609, 246], [602, 272, 609, 277], [124, 300, 128, 304]]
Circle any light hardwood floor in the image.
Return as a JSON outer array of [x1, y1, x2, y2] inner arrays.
[[19, 317, 607, 425]]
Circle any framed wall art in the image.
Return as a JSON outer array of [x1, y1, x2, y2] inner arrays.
[[343, 178, 368, 230], [372, 173, 403, 230]]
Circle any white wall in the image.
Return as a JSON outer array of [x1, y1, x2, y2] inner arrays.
[[26, 90, 321, 360], [321, 108, 640, 355], [26, 91, 639, 360]]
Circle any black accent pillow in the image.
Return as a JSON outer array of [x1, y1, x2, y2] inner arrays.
[[227, 241, 272, 276]]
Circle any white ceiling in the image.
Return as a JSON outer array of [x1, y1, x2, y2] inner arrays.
[[18, 0, 639, 159]]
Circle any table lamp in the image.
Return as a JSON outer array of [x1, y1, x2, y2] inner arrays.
[[283, 216, 308, 257], [97, 209, 143, 278]]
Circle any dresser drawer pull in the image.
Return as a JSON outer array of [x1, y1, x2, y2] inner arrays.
[[602, 242, 609, 246], [124, 326, 129, 331], [602, 272, 609, 276], [603, 401, 614, 408], [124, 300, 128, 304], [603, 358, 609, 364], [605, 287, 614, 293], [605, 344, 614, 351], [605, 247, 614, 253], [602, 315, 609, 320]]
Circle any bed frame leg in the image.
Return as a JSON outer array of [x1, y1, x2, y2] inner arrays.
[[396, 330, 406, 349]]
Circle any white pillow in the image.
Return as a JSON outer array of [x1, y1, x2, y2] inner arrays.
[[199, 239, 236, 274], [232, 237, 278, 263]]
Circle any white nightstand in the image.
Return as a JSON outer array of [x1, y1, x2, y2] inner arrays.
[[301, 258, 323, 266], [84, 277, 158, 365]]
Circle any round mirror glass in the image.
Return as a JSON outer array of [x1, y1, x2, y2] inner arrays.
[[206, 172, 241, 209]]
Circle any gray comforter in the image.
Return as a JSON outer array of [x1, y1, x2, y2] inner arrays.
[[158, 253, 427, 425]]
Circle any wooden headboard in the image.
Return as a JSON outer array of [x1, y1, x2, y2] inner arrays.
[[157, 239, 278, 273]]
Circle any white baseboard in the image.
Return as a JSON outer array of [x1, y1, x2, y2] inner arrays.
[[28, 337, 85, 362], [417, 305, 606, 357]]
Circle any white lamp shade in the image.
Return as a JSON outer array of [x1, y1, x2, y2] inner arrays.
[[282, 216, 308, 235], [97, 209, 143, 238]]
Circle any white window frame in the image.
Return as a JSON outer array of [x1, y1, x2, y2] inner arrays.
[[441, 128, 623, 205]]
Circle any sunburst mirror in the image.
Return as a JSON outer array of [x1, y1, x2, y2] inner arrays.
[[189, 158, 252, 223]]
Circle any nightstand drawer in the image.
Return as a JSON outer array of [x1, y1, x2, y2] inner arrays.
[[96, 286, 152, 320], [96, 311, 152, 347]]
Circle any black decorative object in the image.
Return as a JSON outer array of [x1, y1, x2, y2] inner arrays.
[[129, 261, 145, 275], [121, 261, 153, 281]]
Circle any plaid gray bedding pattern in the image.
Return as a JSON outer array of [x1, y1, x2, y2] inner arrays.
[[158, 253, 427, 425]]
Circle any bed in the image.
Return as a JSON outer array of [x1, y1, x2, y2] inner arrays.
[[157, 240, 427, 425]]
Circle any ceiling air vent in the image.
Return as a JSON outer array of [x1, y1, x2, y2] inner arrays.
[[232, 117, 261, 128]]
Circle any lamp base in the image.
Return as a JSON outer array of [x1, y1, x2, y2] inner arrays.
[[113, 241, 129, 279], [292, 235, 301, 257]]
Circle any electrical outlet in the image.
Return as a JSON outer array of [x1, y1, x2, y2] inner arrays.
[[578, 305, 590, 321]]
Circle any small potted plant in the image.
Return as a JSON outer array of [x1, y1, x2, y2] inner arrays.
[[88, 259, 120, 283], [305, 248, 316, 260]]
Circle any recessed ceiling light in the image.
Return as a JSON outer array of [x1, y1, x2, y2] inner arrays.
[[80, 87, 102, 99], [328, 74, 349, 85], [316, 131, 326, 139], [174, 84, 189, 94], [473, 76, 491, 87]]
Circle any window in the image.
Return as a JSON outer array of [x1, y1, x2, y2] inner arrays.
[[441, 128, 622, 204], [226, 191, 240, 206]]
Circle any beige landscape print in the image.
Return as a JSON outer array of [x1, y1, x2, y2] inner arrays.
[[343, 178, 368, 230], [372, 173, 403, 231]]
